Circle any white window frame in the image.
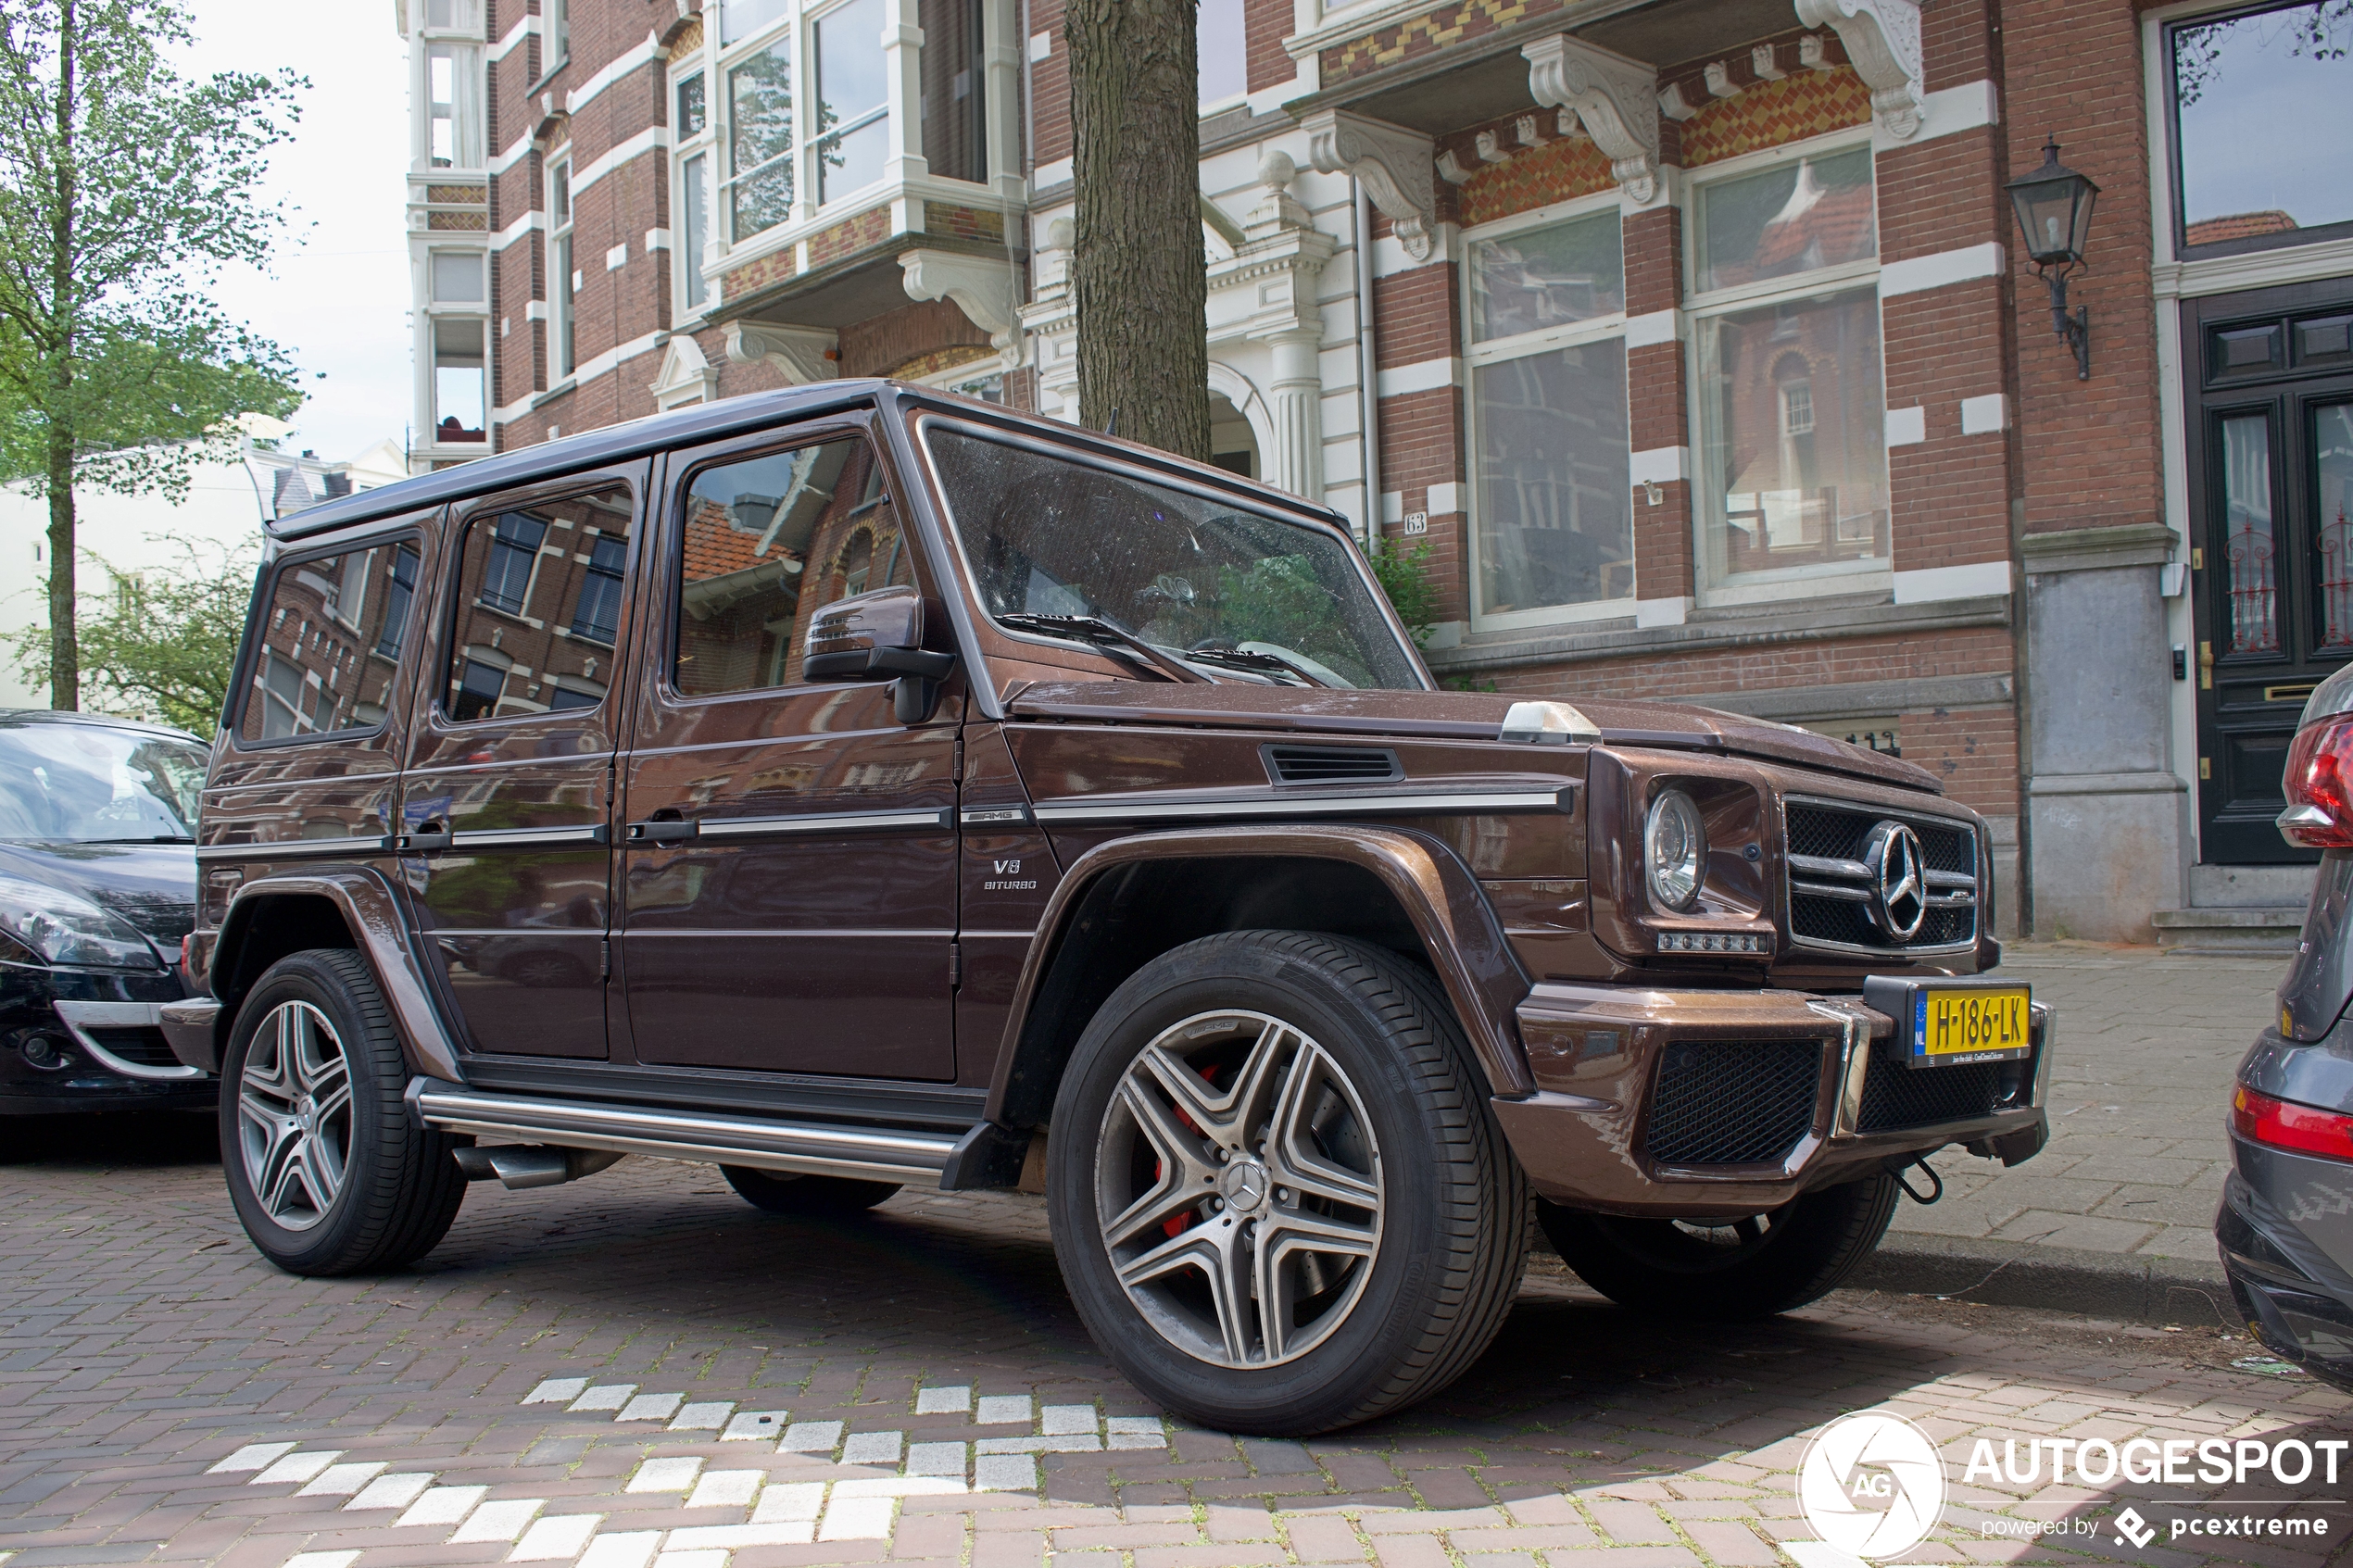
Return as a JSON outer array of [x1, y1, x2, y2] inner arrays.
[[1682, 128, 1889, 609], [1460, 188, 1635, 633], [673, 65, 716, 320], [547, 151, 577, 383], [807, 0, 894, 208]]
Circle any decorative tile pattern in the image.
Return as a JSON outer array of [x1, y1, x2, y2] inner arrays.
[[1324, 0, 1565, 84], [1680, 69, 1871, 168], [1457, 133, 1615, 229], [924, 201, 1006, 244], [807, 207, 892, 267]]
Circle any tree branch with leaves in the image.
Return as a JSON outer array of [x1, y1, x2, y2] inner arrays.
[[0, 0, 304, 709]]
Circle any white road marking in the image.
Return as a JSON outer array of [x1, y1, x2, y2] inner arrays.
[[616, 1392, 683, 1422], [913, 1385, 971, 1413], [1040, 1403, 1099, 1435], [975, 1453, 1038, 1491], [669, 1400, 733, 1430], [395, 1483, 488, 1527], [626, 1456, 703, 1493], [974, 1395, 1032, 1425], [296, 1461, 386, 1497], [522, 1377, 589, 1404], [251, 1450, 343, 1486], [449, 1497, 546, 1543], [508, 1512, 602, 1560], [345, 1472, 434, 1511], [207, 1442, 296, 1474], [682, 1469, 762, 1509], [569, 1384, 636, 1411], [839, 1429, 902, 1466], [577, 1530, 661, 1568], [817, 1495, 894, 1539], [721, 1409, 787, 1440], [777, 1419, 843, 1454]]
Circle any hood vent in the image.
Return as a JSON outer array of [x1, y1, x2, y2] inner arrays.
[[1263, 745, 1403, 786]]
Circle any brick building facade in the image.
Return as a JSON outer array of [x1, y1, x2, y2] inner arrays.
[[397, 0, 2353, 941]]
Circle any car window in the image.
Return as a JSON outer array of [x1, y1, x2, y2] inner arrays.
[[0, 723, 208, 843], [442, 483, 636, 721], [673, 436, 912, 697], [237, 541, 422, 745]]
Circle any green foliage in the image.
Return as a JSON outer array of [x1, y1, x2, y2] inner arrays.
[[1367, 537, 1440, 646], [0, 0, 306, 705], [5, 537, 258, 733]]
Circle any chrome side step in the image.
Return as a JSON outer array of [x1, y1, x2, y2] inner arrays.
[[405, 1079, 968, 1186]]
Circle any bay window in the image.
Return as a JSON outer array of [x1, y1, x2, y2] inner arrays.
[[814, 0, 890, 203], [1691, 142, 1888, 602], [1465, 203, 1632, 628], [424, 43, 484, 168]]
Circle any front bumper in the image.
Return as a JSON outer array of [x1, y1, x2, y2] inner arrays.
[[1491, 981, 2050, 1216], [1, 959, 216, 1114], [2217, 1150, 2353, 1394]]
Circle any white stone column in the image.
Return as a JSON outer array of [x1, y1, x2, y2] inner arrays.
[[882, 0, 930, 221], [1261, 329, 1326, 500], [982, 0, 1025, 200]]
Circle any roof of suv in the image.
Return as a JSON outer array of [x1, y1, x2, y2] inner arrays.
[[269, 379, 1350, 544], [0, 709, 202, 744]]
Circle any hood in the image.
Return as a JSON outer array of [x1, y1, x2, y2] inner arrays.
[[1005, 682, 1939, 793], [0, 839, 196, 960]]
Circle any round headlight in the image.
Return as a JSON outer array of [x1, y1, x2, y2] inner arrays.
[[1643, 789, 1706, 911]]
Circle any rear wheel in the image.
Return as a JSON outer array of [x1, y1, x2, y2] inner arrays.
[[720, 1166, 900, 1214], [1048, 930, 1528, 1436], [1538, 1173, 1898, 1319], [221, 949, 466, 1275]]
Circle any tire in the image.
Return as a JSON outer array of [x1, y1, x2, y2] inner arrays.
[[1538, 1173, 1899, 1320], [721, 1166, 901, 1214], [220, 949, 467, 1275], [1046, 930, 1529, 1436]]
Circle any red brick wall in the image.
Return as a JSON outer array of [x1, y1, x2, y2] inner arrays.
[[1030, 0, 1071, 168], [1882, 280, 2018, 573], [1245, 0, 1293, 95]]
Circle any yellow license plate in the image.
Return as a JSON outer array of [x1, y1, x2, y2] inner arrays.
[[1914, 986, 2032, 1065]]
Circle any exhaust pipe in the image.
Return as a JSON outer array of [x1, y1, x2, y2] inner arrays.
[[452, 1145, 626, 1190]]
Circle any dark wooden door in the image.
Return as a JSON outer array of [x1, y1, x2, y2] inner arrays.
[[2188, 282, 2353, 864], [616, 419, 961, 1081], [399, 461, 651, 1057]]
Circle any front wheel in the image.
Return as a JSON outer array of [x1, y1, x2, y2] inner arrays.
[[220, 949, 467, 1275], [1538, 1173, 1899, 1320], [1047, 930, 1528, 1436]]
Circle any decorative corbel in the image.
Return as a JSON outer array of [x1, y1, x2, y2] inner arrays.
[[1704, 61, 1739, 98], [1301, 108, 1439, 263], [724, 320, 840, 384], [1793, 0, 1924, 139], [1800, 32, 1834, 69], [900, 248, 1026, 370], [1522, 34, 1664, 204], [1436, 149, 1473, 185], [1752, 44, 1787, 81], [1474, 129, 1509, 164], [1515, 114, 1548, 147]]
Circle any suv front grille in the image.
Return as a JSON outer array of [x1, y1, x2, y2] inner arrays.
[[1645, 1039, 1823, 1166], [82, 1026, 181, 1069], [1857, 1057, 2007, 1132], [1785, 799, 1980, 955]]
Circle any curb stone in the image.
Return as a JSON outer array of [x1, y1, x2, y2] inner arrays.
[[1846, 1234, 2237, 1324]]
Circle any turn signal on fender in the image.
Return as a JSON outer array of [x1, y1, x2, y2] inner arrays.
[[2278, 715, 2353, 848], [2232, 1085, 2353, 1163]]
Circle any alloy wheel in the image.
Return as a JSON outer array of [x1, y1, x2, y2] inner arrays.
[[1095, 1010, 1384, 1368], [237, 999, 356, 1231]]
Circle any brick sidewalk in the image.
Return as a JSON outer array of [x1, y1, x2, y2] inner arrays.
[[1888, 944, 2285, 1266], [1, 1114, 2347, 1568]]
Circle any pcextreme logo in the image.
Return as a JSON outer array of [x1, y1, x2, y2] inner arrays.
[[1798, 1412, 1948, 1560]]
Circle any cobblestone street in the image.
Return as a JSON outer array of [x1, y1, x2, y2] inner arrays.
[[2, 1084, 2347, 1568]]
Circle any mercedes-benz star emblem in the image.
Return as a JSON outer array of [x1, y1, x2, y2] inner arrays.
[[1864, 821, 1928, 943]]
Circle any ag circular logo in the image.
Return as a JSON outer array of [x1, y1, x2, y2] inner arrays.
[[1797, 1411, 1947, 1560]]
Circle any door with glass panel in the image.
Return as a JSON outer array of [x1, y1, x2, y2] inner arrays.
[[2187, 284, 2353, 863]]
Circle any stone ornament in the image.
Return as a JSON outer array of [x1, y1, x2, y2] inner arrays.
[[724, 320, 840, 384], [1302, 109, 1439, 262], [1521, 33, 1664, 204], [899, 249, 1026, 370], [1793, 0, 1925, 139]]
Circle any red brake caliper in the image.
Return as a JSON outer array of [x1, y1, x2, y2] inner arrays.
[[1160, 1062, 1223, 1237]]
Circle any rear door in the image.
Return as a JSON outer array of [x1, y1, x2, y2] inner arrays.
[[616, 418, 959, 1080], [398, 462, 649, 1058]]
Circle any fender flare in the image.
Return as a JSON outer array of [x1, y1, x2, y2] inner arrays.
[[215, 870, 466, 1083], [985, 822, 1536, 1123]]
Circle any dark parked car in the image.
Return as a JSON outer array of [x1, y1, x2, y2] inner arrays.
[[171, 382, 2050, 1434], [2219, 670, 2353, 1392], [1, 709, 215, 1113]]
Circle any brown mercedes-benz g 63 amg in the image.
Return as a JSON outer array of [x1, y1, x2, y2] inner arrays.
[[169, 381, 2048, 1435]]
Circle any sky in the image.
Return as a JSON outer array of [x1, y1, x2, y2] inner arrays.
[[173, 1, 413, 465]]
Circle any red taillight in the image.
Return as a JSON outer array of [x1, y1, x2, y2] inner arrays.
[[2233, 1085, 2353, 1162], [2281, 715, 2353, 847]]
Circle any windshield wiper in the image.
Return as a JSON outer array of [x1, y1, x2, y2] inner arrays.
[[996, 613, 1211, 684], [91, 834, 196, 844], [1181, 645, 1334, 688]]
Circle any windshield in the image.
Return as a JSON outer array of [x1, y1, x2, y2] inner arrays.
[[0, 724, 208, 843], [924, 428, 1424, 690]]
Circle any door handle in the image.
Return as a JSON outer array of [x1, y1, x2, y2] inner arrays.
[[625, 817, 698, 845], [2198, 641, 2214, 691], [400, 820, 453, 852]]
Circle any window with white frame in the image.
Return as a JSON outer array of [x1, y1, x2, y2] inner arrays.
[[2169, 0, 2353, 255], [710, 0, 988, 248], [1464, 201, 1631, 628], [422, 0, 483, 26], [548, 156, 576, 380], [1689, 141, 1886, 602], [546, 0, 571, 69], [675, 69, 712, 312], [1198, 0, 1247, 108], [433, 318, 487, 443], [425, 42, 484, 168]]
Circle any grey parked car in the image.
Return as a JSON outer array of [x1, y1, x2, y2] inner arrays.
[[2218, 667, 2353, 1392]]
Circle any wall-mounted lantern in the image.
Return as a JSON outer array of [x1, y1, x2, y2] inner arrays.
[[2005, 138, 2100, 381]]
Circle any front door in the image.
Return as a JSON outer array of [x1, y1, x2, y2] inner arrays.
[[2190, 282, 2353, 863], [617, 420, 960, 1080], [400, 462, 649, 1057]]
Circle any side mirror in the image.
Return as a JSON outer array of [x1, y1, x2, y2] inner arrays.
[[802, 585, 957, 722]]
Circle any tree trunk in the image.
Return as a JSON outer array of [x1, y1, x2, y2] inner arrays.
[[1064, 0, 1211, 463], [46, 0, 79, 710]]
